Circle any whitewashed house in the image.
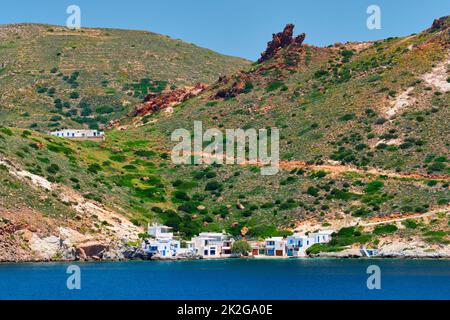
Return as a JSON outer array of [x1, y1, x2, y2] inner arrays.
[[187, 232, 234, 258], [309, 230, 334, 244], [141, 223, 180, 257], [50, 129, 105, 139], [286, 230, 334, 257], [148, 223, 173, 239], [286, 234, 312, 257], [264, 237, 286, 256], [141, 238, 180, 257]]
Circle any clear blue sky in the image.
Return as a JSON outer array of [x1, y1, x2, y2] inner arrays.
[[0, 0, 448, 60]]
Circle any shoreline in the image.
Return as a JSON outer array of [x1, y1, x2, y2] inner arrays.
[[2, 255, 450, 264]]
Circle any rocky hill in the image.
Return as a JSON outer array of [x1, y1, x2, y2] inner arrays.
[[0, 23, 250, 130]]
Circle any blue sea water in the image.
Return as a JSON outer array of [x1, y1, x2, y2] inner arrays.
[[0, 259, 449, 300]]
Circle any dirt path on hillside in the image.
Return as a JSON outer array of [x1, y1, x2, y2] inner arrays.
[[293, 205, 449, 235], [279, 160, 449, 180], [359, 205, 449, 227], [165, 150, 450, 180]]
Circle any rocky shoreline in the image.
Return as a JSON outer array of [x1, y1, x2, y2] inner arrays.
[[311, 247, 450, 259], [0, 245, 205, 263], [2, 249, 449, 263]]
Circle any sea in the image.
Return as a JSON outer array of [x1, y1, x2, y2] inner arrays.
[[0, 258, 449, 300]]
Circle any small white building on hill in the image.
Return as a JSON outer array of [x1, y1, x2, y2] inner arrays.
[[49, 129, 105, 140]]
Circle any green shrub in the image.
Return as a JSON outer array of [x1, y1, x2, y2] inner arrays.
[[373, 224, 398, 235], [423, 230, 450, 244], [364, 180, 383, 193], [87, 163, 102, 174], [178, 202, 197, 213], [339, 113, 355, 121], [84, 193, 102, 202], [314, 69, 329, 78], [150, 206, 162, 214], [205, 171, 217, 179], [21, 130, 32, 138], [46, 163, 60, 174], [205, 180, 223, 191], [0, 127, 13, 136], [242, 81, 254, 94], [70, 177, 79, 183], [306, 186, 319, 197], [172, 190, 190, 201], [365, 74, 382, 82], [266, 80, 285, 92], [307, 243, 344, 254], [341, 50, 354, 58], [337, 226, 356, 237], [134, 150, 156, 158], [47, 87, 56, 96], [36, 86, 48, 93], [46, 143, 73, 155], [109, 154, 127, 162], [95, 105, 114, 114], [402, 219, 418, 229], [352, 207, 372, 217], [70, 92, 80, 99], [428, 162, 445, 173], [309, 170, 327, 179]]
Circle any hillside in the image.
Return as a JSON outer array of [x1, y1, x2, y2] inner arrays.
[[139, 17, 449, 175], [109, 16, 449, 243], [0, 17, 449, 261], [0, 23, 250, 130]]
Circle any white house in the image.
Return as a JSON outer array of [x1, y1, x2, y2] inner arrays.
[[141, 223, 180, 257], [148, 223, 173, 239], [141, 237, 180, 257], [309, 230, 334, 244], [188, 232, 234, 258], [50, 129, 105, 139], [286, 234, 312, 257], [286, 230, 334, 257], [264, 237, 286, 256]]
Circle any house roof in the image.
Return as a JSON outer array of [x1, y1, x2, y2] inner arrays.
[[265, 237, 284, 241], [51, 129, 103, 133], [311, 230, 334, 235], [289, 234, 309, 238]]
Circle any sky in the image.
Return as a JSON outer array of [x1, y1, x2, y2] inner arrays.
[[0, 0, 448, 60]]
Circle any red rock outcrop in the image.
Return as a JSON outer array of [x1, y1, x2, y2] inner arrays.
[[76, 241, 107, 260], [257, 24, 306, 63], [431, 18, 442, 29], [293, 33, 306, 46], [214, 74, 251, 99], [133, 83, 207, 117]]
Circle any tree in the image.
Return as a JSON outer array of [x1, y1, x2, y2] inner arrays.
[[231, 240, 252, 256]]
